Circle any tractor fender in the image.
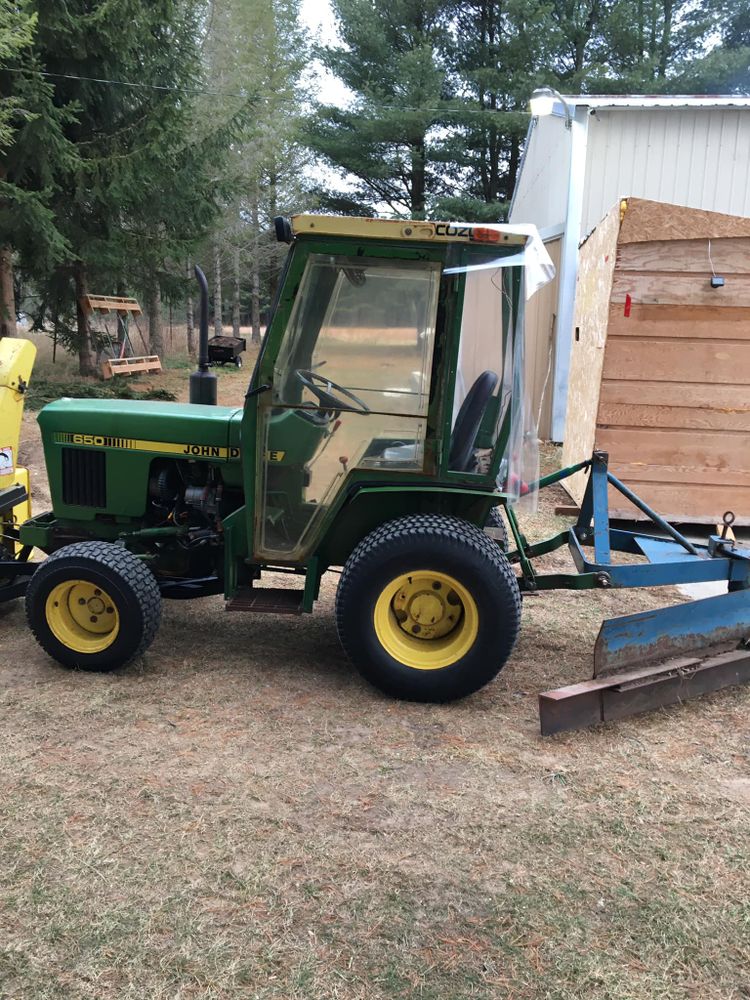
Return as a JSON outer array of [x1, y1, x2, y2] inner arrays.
[[315, 483, 499, 569]]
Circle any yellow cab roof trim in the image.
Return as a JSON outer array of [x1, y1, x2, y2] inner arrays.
[[290, 214, 529, 247]]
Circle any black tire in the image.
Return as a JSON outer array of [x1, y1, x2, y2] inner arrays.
[[485, 506, 508, 551], [336, 514, 521, 702], [25, 541, 161, 671], [234, 356, 243, 369]]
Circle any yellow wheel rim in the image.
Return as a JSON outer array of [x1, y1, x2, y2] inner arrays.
[[373, 570, 479, 670], [45, 579, 120, 655]]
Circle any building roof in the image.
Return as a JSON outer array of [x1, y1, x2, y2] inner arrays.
[[562, 94, 750, 110]]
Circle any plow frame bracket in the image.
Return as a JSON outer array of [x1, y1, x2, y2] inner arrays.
[[506, 451, 750, 593]]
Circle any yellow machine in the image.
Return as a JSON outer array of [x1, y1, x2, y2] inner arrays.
[[0, 337, 36, 553]]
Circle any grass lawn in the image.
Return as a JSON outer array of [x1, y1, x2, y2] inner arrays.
[[2, 332, 749, 999]]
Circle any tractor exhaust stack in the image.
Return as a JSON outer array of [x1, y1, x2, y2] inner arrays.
[[189, 265, 217, 406]]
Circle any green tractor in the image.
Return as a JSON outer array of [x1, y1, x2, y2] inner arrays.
[[5, 214, 750, 727], [3, 215, 539, 701]]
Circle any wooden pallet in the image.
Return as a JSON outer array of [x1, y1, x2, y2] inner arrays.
[[83, 295, 142, 315], [101, 355, 162, 379]]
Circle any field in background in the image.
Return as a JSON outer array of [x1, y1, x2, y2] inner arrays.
[[3, 332, 750, 999], [18, 326, 260, 412]]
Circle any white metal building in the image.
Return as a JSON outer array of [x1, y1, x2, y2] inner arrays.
[[509, 95, 750, 440]]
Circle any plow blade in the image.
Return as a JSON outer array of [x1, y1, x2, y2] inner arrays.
[[539, 590, 750, 735]]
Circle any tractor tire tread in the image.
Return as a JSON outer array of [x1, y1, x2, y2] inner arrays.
[[336, 514, 521, 701], [26, 541, 161, 667]]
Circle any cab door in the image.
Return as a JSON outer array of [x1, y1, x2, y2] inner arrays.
[[247, 246, 442, 562]]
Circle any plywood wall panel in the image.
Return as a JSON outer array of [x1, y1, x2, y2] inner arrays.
[[598, 401, 750, 432], [595, 426, 750, 488], [606, 304, 750, 340], [618, 197, 750, 244], [564, 199, 750, 523], [561, 203, 621, 502], [611, 271, 750, 307], [600, 378, 750, 410], [608, 483, 750, 525], [617, 238, 750, 274], [601, 338, 750, 384]]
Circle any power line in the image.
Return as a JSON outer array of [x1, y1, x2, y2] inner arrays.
[[1, 65, 256, 101], [1, 65, 522, 118]]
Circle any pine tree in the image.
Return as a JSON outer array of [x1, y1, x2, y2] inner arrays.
[[202, 0, 310, 343], [0, 0, 36, 150], [433, 0, 554, 221], [309, 0, 454, 218], [312, 0, 749, 225], [0, 0, 73, 337], [11, 0, 228, 373]]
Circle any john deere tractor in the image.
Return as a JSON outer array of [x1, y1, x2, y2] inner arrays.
[[1, 215, 540, 701], [4, 214, 750, 726]]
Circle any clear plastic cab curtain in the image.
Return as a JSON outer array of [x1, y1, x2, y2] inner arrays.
[[446, 226, 555, 508]]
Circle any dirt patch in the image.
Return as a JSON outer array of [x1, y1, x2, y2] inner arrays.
[[2, 345, 749, 999]]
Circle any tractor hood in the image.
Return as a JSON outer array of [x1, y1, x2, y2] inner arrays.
[[38, 398, 245, 521], [38, 398, 243, 459]]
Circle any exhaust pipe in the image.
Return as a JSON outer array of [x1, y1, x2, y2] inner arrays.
[[189, 264, 217, 405]]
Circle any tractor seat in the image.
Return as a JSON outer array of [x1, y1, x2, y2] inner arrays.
[[449, 371, 499, 472]]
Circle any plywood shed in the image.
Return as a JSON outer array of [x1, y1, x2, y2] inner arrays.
[[510, 95, 750, 441], [562, 197, 750, 525]]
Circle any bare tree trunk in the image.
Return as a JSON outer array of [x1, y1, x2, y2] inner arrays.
[[148, 280, 163, 357], [232, 244, 241, 337], [410, 138, 426, 218], [0, 246, 17, 339], [213, 243, 222, 337], [186, 258, 196, 358], [268, 171, 279, 304], [250, 199, 261, 345], [115, 278, 127, 355], [51, 302, 60, 363], [73, 261, 95, 376]]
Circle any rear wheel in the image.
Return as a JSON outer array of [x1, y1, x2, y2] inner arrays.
[[26, 541, 161, 671], [336, 515, 521, 702]]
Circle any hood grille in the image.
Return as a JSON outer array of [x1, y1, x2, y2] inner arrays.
[[62, 448, 107, 508]]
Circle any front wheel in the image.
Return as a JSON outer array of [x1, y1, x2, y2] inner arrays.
[[336, 515, 521, 702], [25, 541, 161, 671]]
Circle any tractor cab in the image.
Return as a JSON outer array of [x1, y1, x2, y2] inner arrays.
[[248, 215, 552, 562]]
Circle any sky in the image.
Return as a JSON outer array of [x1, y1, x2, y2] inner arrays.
[[298, 0, 350, 106]]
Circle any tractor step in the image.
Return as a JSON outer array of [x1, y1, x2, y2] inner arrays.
[[226, 586, 304, 614]]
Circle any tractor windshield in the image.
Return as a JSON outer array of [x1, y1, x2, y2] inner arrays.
[[255, 228, 553, 559], [257, 254, 441, 558]]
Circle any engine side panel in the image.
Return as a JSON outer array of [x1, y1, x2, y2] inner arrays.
[[38, 398, 243, 522]]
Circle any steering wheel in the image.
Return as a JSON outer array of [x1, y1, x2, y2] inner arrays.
[[296, 370, 370, 414]]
